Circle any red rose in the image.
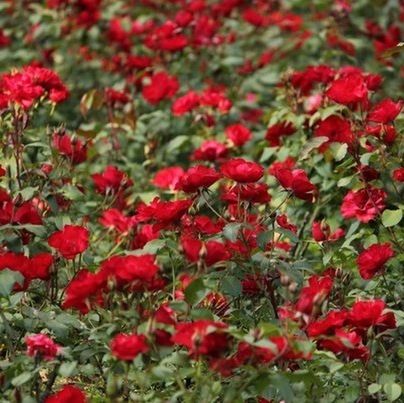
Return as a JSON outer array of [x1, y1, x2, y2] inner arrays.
[[307, 310, 348, 337], [312, 221, 344, 242], [318, 329, 369, 361], [221, 183, 271, 204], [131, 224, 160, 249], [176, 165, 221, 193], [152, 166, 184, 190], [225, 123, 252, 147], [268, 156, 296, 176], [274, 168, 317, 202], [276, 214, 297, 233], [221, 158, 264, 183], [356, 243, 394, 280], [136, 198, 192, 229], [200, 88, 232, 113], [52, 131, 87, 165], [326, 73, 368, 105], [296, 275, 333, 315], [142, 71, 179, 104], [172, 320, 229, 357], [367, 98, 402, 123], [48, 225, 89, 259], [181, 236, 231, 266], [340, 187, 386, 223], [29, 253, 53, 280], [92, 165, 131, 195], [26, 334, 61, 361], [265, 122, 296, 147], [314, 115, 353, 149], [63, 269, 105, 314], [110, 333, 149, 361], [99, 254, 159, 285], [100, 208, 133, 234], [348, 300, 396, 331], [171, 91, 200, 115], [392, 167, 404, 182], [45, 385, 87, 403], [192, 140, 228, 162]]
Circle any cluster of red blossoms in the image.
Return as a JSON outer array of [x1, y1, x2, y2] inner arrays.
[[0, 65, 68, 109], [0, 0, 402, 400]]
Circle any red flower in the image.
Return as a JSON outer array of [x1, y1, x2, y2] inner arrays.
[[307, 310, 348, 337], [367, 98, 402, 124], [221, 183, 271, 204], [110, 333, 149, 361], [92, 165, 131, 195], [192, 140, 228, 162], [312, 221, 345, 242], [100, 254, 159, 285], [358, 165, 379, 182], [172, 320, 229, 357], [152, 166, 184, 190], [326, 73, 368, 105], [318, 329, 369, 361], [48, 225, 89, 259], [274, 168, 317, 202], [52, 131, 87, 165], [62, 269, 104, 314], [268, 157, 296, 176], [99, 208, 133, 234], [142, 71, 179, 104], [45, 385, 87, 403], [276, 214, 297, 233], [200, 88, 232, 113], [392, 167, 404, 182], [145, 21, 188, 52], [296, 275, 333, 316], [183, 215, 224, 235], [357, 243, 394, 280], [225, 123, 252, 147], [29, 253, 53, 280], [348, 300, 396, 331], [314, 115, 354, 149], [132, 224, 160, 249], [340, 187, 386, 223], [176, 165, 221, 193], [221, 158, 264, 183], [290, 65, 335, 95], [181, 236, 231, 266], [265, 122, 296, 147], [26, 334, 61, 361], [136, 198, 192, 229], [172, 91, 200, 115]]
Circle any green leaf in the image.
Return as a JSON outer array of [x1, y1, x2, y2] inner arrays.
[[300, 136, 328, 160], [59, 361, 78, 377], [184, 278, 209, 305], [61, 185, 84, 201], [166, 135, 189, 154], [221, 276, 242, 297], [368, 383, 381, 394], [142, 239, 166, 254], [329, 143, 347, 161], [381, 209, 402, 227], [223, 223, 241, 242], [337, 176, 353, 188], [384, 383, 401, 401], [0, 270, 24, 296], [12, 372, 32, 386]]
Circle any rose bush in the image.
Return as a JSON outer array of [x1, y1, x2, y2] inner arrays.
[[0, 0, 403, 402]]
